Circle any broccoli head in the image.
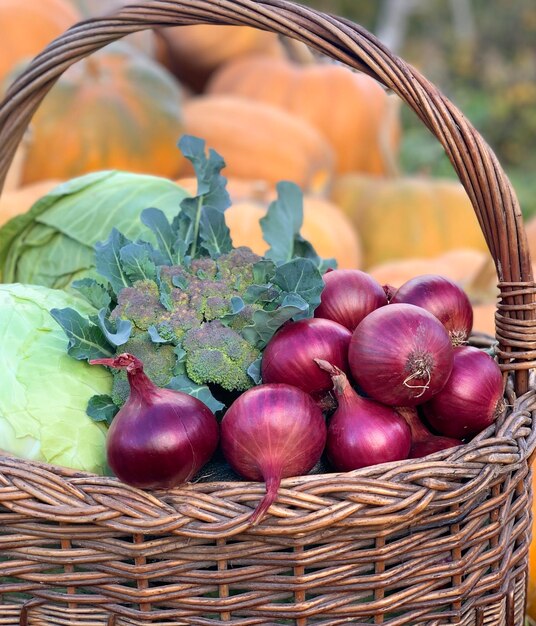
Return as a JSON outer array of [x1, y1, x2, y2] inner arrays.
[[108, 248, 266, 396], [182, 320, 260, 392], [111, 279, 163, 331]]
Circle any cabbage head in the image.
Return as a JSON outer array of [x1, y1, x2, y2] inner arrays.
[[0, 283, 113, 474], [0, 171, 189, 289]]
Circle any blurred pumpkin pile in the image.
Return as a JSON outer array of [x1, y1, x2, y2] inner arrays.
[[1, 4, 532, 335], [1, 0, 507, 321]]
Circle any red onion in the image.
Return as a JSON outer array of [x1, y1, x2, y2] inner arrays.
[[396, 407, 462, 459], [383, 284, 398, 303], [314, 269, 388, 330], [390, 274, 473, 346], [349, 303, 454, 406], [422, 346, 505, 439], [89, 353, 219, 489], [261, 317, 352, 396], [316, 360, 411, 471], [220, 383, 326, 524]]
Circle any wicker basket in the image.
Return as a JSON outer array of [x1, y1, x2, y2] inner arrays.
[[1, 1, 536, 624]]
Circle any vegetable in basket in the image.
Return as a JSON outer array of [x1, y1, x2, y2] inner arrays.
[[0, 283, 112, 474], [220, 383, 327, 525], [0, 171, 189, 289], [51, 135, 332, 421], [89, 353, 219, 490], [315, 359, 411, 471]]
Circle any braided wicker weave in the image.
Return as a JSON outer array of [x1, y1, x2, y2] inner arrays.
[[1, 2, 535, 624]]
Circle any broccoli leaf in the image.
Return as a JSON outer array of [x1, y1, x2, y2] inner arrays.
[[173, 345, 188, 376], [199, 207, 233, 257], [156, 267, 173, 312], [260, 181, 304, 263], [95, 228, 133, 295], [50, 307, 114, 360], [148, 325, 173, 344], [87, 394, 118, 426], [72, 278, 112, 311], [247, 357, 262, 385], [243, 284, 278, 304], [177, 135, 231, 260], [241, 297, 309, 348], [172, 274, 189, 290], [292, 237, 338, 273], [252, 258, 276, 284], [94, 309, 132, 347], [259, 181, 335, 270], [178, 135, 230, 212], [168, 374, 225, 413], [119, 242, 161, 283], [170, 212, 195, 264], [273, 258, 324, 316], [140, 207, 177, 265]]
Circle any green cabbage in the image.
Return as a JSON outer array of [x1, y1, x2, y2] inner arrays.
[[0, 171, 189, 289], [0, 283, 113, 474]]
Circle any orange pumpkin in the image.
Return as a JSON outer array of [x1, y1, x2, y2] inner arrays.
[[0, 0, 81, 92], [178, 96, 335, 194], [331, 174, 489, 269], [224, 199, 361, 270], [207, 55, 401, 176], [176, 176, 272, 204], [524, 214, 536, 263], [367, 249, 489, 290], [20, 45, 185, 184], [156, 24, 284, 92]]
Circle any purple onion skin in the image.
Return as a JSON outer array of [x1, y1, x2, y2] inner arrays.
[[314, 269, 388, 331], [261, 318, 352, 396], [390, 274, 473, 345], [327, 398, 411, 471], [90, 354, 219, 490], [396, 406, 461, 459], [220, 383, 327, 524], [107, 389, 219, 489], [349, 303, 454, 406], [422, 346, 504, 439], [409, 437, 461, 459], [316, 359, 410, 471]]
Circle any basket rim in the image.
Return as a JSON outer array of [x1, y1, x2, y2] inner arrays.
[[0, 381, 534, 536]]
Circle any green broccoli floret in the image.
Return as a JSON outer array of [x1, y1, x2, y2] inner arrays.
[[110, 332, 177, 405], [111, 279, 163, 330], [182, 320, 260, 392], [109, 248, 267, 396], [217, 247, 261, 286]]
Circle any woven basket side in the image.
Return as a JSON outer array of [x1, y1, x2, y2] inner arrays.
[[0, 0, 534, 390]]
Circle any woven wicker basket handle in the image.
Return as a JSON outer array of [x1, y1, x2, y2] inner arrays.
[[0, 0, 534, 392]]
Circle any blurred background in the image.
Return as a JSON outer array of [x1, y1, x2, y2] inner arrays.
[[307, 0, 536, 217], [0, 0, 534, 314]]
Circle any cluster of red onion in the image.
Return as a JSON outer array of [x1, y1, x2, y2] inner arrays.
[[239, 270, 504, 520], [90, 270, 504, 525]]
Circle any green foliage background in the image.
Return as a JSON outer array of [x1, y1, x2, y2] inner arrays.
[[303, 0, 536, 217]]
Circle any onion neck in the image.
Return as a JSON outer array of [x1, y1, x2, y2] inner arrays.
[[89, 353, 159, 402], [331, 372, 361, 406], [126, 367, 159, 401], [314, 358, 361, 407], [396, 406, 430, 443], [250, 462, 283, 526]]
